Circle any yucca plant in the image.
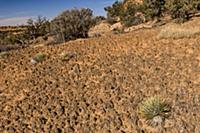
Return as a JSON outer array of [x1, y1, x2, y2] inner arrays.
[[0, 51, 9, 58], [31, 53, 45, 64], [139, 96, 171, 126]]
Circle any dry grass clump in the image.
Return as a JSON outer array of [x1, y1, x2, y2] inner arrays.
[[0, 51, 9, 58], [139, 96, 171, 127], [157, 25, 200, 39]]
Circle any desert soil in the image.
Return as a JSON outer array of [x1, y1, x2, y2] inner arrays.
[[0, 28, 200, 133]]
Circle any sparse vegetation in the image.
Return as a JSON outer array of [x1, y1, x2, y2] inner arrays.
[[120, 4, 144, 27], [105, 0, 200, 26], [157, 25, 200, 39], [105, 1, 144, 27], [0, 30, 26, 46], [60, 52, 76, 61], [93, 16, 106, 25], [31, 53, 45, 63], [0, 16, 50, 47], [104, 1, 124, 24], [139, 96, 171, 123], [113, 28, 125, 34], [142, 0, 166, 20], [26, 16, 50, 40], [1, 0, 199, 48], [51, 8, 95, 43], [166, 0, 200, 23], [2, 2, 200, 132], [0, 51, 9, 58]]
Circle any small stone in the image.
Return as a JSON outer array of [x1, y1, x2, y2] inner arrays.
[[31, 59, 37, 64], [147, 116, 164, 127]]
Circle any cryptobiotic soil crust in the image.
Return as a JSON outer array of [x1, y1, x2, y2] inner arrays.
[[0, 29, 200, 133]]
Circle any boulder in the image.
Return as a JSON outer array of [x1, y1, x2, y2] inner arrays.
[[110, 22, 123, 31], [88, 21, 111, 37]]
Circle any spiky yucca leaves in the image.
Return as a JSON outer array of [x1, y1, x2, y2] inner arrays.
[[139, 96, 171, 120], [0, 51, 9, 58]]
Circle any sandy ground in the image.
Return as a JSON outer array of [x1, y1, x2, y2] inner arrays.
[[0, 28, 200, 133]]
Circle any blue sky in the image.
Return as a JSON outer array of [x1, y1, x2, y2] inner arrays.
[[0, 0, 115, 26]]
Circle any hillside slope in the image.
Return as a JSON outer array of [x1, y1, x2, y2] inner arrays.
[[0, 26, 200, 132]]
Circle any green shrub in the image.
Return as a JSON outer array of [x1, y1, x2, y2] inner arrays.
[[26, 16, 50, 40], [139, 96, 170, 120], [105, 0, 200, 25], [104, 1, 124, 24], [105, 1, 143, 27], [31, 53, 45, 63], [166, 0, 200, 23], [142, 0, 166, 20], [51, 8, 94, 43], [113, 28, 124, 34], [106, 14, 119, 25], [193, 0, 200, 11], [93, 16, 106, 25], [4, 33, 29, 46], [0, 17, 49, 46], [120, 4, 143, 27], [167, 0, 190, 22], [0, 32, 20, 45]]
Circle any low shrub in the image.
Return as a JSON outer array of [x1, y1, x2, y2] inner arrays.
[[104, 1, 124, 24], [120, 4, 144, 27], [139, 96, 171, 126], [60, 52, 76, 61], [113, 28, 124, 34], [51, 8, 95, 43], [105, 1, 144, 27], [142, 0, 166, 20], [31, 53, 45, 64], [166, 0, 200, 23], [106, 0, 200, 25], [26, 16, 50, 40], [166, 0, 191, 23], [93, 16, 106, 25]]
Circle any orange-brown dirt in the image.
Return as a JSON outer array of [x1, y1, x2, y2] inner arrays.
[[0, 27, 200, 133]]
